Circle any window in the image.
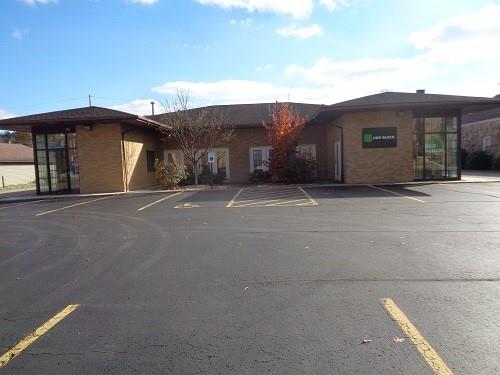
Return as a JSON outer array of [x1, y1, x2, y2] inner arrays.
[[483, 136, 492, 153], [297, 144, 316, 160], [197, 148, 230, 179], [413, 116, 458, 180], [33, 131, 79, 194], [146, 151, 156, 172], [250, 147, 272, 172]]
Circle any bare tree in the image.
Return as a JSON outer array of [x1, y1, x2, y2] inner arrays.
[[159, 91, 234, 184]]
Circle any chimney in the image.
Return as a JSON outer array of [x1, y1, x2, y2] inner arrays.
[[416, 89, 425, 94], [151, 101, 155, 116]]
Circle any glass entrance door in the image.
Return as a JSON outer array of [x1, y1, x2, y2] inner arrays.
[[48, 149, 69, 193], [34, 131, 79, 194], [413, 116, 459, 180]]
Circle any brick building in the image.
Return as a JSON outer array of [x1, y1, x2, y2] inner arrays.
[[1, 91, 500, 195], [462, 104, 500, 158]]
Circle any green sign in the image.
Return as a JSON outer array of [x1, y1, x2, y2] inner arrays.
[[363, 133, 373, 144], [362, 127, 397, 148]]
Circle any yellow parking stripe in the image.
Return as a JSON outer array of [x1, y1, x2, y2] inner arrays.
[[298, 187, 319, 206], [226, 188, 243, 207], [0, 304, 79, 369], [228, 186, 318, 208], [367, 185, 425, 203], [36, 196, 114, 216], [380, 298, 454, 375], [137, 192, 182, 211]]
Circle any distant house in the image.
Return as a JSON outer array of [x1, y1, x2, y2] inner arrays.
[[0, 142, 35, 188], [462, 95, 500, 158]]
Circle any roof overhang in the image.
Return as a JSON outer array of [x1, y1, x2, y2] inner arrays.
[[0, 116, 169, 132], [315, 100, 500, 122]]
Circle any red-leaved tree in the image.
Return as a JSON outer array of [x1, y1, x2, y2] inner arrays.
[[263, 103, 305, 182]]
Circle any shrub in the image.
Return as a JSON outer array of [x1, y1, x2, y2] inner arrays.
[[198, 166, 226, 185], [154, 159, 187, 189], [249, 169, 271, 184], [465, 151, 493, 170], [493, 156, 500, 171], [282, 156, 318, 184]]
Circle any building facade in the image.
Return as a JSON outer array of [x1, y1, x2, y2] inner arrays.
[[462, 107, 500, 158], [1, 91, 500, 195]]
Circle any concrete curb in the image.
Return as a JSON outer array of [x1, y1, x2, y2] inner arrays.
[[0, 185, 242, 203], [1, 179, 499, 203]]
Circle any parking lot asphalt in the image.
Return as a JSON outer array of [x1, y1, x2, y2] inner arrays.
[[1, 183, 500, 374]]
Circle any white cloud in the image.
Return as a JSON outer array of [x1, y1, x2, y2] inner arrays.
[[229, 18, 252, 25], [197, 0, 350, 18], [11, 29, 29, 40], [319, 0, 351, 12], [126, 0, 158, 4], [409, 3, 500, 64], [284, 3, 500, 97], [285, 57, 437, 86], [0, 110, 16, 120], [152, 79, 355, 105], [196, 0, 314, 19], [132, 3, 500, 110], [18, 0, 58, 5], [277, 24, 323, 39], [256, 64, 272, 71], [111, 99, 161, 116]]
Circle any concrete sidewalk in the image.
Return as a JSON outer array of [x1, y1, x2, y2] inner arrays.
[[461, 170, 500, 183]]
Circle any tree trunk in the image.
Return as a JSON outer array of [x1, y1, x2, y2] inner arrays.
[[193, 164, 199, 185]]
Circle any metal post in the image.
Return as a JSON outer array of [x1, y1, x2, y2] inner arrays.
[[1, 176, 4, 188]]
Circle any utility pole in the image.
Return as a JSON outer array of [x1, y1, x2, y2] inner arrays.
[[88, 94, 92, 107]]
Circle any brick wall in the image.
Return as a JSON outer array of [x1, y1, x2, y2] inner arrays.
[[123, 127, 161, 190], [76, 123, 125, 194], [334, 111, 414, 184], [462, 119, 500, 158], [162, 125, 330, 183]]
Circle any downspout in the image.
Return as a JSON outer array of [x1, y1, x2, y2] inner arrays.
[[330, 123, 344, 183]]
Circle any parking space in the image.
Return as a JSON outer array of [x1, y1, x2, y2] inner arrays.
[[2, 181, 500, 373], [227, 185, 318, 207]]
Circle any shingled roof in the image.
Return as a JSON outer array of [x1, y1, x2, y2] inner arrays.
[[325, 92, 500, 111], [0, 142, 34, 163], [0, 106, 166, 129], [148, 102, 324, 128], [462, 107, 500, 124]]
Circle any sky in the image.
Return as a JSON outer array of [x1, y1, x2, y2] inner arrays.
[[1, 0, 500, 118]]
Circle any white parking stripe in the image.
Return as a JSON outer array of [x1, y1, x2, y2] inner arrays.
[[0, 200, 44, 211], [36, 195, 115, 216], [137, 192, 182, 211], [264, 198, 315, 206], [367, 185, 425, 203]]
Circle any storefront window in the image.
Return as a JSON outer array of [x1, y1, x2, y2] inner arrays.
[[34, 130, 80, 194], [413, 116, 459, 180]]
